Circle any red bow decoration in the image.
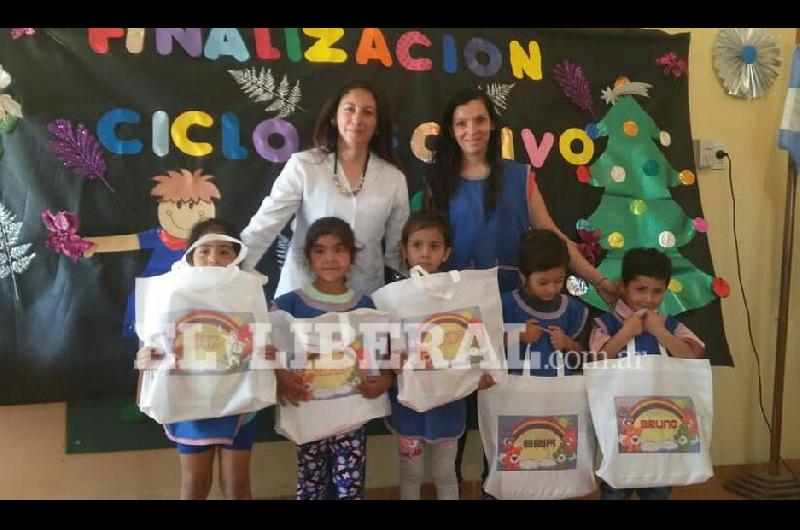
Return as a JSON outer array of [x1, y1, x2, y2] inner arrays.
[[577, 228, 602, 266], [656, 52, 687, 78]]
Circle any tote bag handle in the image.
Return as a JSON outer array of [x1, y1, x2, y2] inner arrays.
[[408, 265, 462, 300]]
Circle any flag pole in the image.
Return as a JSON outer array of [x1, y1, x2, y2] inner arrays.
[[725, 29, 800, 499]]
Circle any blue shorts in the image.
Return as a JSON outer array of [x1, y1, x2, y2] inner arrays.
[[176, 418, 257, 455]]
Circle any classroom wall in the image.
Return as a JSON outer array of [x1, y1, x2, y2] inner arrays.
[[1, 28, 798, 499]]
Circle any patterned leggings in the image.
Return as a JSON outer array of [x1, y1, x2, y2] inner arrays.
[[296, 427, 366, 500]]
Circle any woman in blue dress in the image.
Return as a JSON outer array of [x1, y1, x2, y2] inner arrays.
[[424, 88, 619, 495], [425, 88, 618, 298]]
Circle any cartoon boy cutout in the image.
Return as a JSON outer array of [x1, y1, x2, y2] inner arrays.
[[84, 169, 221, 338]]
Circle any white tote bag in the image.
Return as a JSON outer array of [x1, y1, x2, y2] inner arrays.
[[479, 354, 598, 500], [135, 235, 277, 424], [269, 308, 392, 445], [583, 341, 713, 489], [372, 266, 507, 413]]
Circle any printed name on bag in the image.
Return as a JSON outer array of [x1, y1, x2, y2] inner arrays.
[[497, 415, 579, 471], [615, 396, 701, 454]]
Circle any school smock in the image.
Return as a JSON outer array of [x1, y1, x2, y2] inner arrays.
[[385, 387, 466, 443], [240, 149, 409, 298], [589, 300, 706, 358], [501, 290, 589, 377], [444, 160, 531, 293], [270, 283, 376, 316], [164, 412, 256, 447]]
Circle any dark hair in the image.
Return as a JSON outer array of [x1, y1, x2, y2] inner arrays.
[[303, 217, 359, 263], [518, 229, 569, 276], [401, 212, 452, 248], [621, 248, 672, 285], [186, 218, 240, 265], [425, 89, 502, 219], [312, 80, 402, 171]]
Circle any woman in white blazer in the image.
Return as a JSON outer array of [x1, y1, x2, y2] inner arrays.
[[241, 80, 410, 296]]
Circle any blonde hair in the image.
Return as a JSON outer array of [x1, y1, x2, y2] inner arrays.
[[150, 169, 221, 203]]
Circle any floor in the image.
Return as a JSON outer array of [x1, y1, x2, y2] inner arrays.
[[353, 460, 800, 500]]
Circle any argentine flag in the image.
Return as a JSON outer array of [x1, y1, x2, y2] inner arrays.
[[780, 45, 800, 169]]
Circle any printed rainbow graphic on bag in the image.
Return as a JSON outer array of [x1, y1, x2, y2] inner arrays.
[[294, 337, 371, 400], [615, 396, 701, 454], [496, 415, 579, 471], [403, 306, 489, 368], [170, 310, 254, 370]]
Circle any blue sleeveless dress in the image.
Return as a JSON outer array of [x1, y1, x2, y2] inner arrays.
[[444, 160, 530, 293]]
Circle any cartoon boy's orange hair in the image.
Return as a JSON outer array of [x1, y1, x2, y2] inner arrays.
[[150, 169, 221, 203]]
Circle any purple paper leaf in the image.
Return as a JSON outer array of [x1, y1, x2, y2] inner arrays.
[[47, 119, 107, 181], [553, 60, 597, 120]]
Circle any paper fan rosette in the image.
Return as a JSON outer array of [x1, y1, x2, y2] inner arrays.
[[712, 28, 781, 100]]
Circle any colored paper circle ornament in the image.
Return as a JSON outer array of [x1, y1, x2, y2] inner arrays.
[[668, 279, 684, 293], [575, 218, 590, 231], [611, 166, 626, 183], [679, 170, 696, 185], [659, 231, 676, 248], [608, 232, 624, 248], [660, 131, 672, 147], [614, 76, 630, 87], [623, 121, 639, 136], [693, 217, 709, 233], [643, 160, 660, 176], [576, 165, 591, 183], [585, 123, 601, 139], [630, 199, 647, 215], [712, 277, 731, 298]]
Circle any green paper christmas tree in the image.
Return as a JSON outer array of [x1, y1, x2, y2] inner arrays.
[[578, 78, 727, 315]]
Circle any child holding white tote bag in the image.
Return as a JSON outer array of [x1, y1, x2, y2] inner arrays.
[[479, 353, 597, 500], [371, 239, 507, 416], [479, 230, 595, 499], [135, 218, 274, 500], [585, 248, 710, 500], [270, 217, 393, 500], [379, 213, 474, 500]]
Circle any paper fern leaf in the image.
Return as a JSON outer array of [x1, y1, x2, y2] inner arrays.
[[479, 83, 515, 116], [0, 200, 35, 301], [229, 67, 307, 118], [553, 60, 597, 120]]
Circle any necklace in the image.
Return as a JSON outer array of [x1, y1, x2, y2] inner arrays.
[[332, 152, 370, 196]]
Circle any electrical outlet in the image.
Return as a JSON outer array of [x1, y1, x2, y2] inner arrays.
[[692, 139, 726, 170]]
